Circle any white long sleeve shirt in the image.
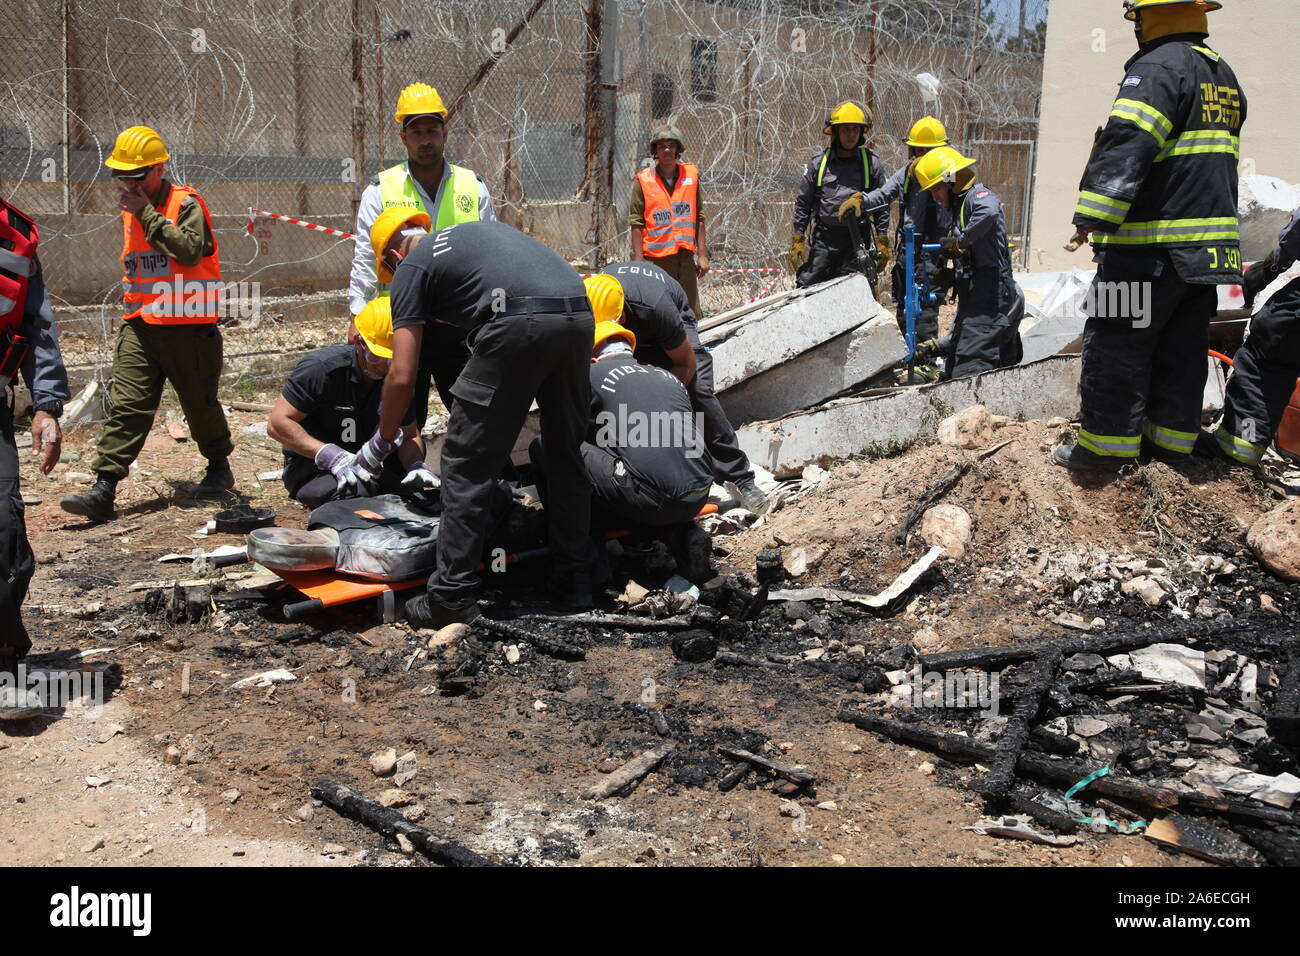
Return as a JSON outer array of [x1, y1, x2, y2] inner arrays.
[[348, 159, 495, 315]]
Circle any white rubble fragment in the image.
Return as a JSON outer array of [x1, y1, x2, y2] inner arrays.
[[1127, 644, 1205, 690]]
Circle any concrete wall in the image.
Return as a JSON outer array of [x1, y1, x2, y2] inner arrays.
[[1027, 0, 1300, 273]]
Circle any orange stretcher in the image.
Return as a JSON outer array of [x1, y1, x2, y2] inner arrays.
[[274, 503, 719, 620]]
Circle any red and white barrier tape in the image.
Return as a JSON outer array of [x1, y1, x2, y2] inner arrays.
[[246, 207, 355, 240], [747, 272, 783, 303]]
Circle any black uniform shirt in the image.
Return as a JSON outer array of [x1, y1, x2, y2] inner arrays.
[[600, 260, 699, 359], [280, 344, 413, 485], [589, 356, 713, 498], [390, 220, 587, 332]]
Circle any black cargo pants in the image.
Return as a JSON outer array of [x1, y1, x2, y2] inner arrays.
[[1076, 252, 1217, 459], [945, 269, 1025, 381], [428, 301, 594, 606], [1215, 276, 1300, 465]]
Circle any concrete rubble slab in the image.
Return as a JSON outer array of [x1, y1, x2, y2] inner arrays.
[[702, 273, 888, 392], [736, 355, 1084, 479], [718, 312, 905, 425], [1239, 173, 1300, 263]]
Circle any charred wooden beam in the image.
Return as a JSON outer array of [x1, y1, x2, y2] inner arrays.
[[980, 649, 1061, 795], [1005, 792, 1080, 834], [583, 743, 675, 799], [1062, 668, 1144, 694], [1028, 726, 1079, 757], [921, 621, 1256, 672], [836, 708, 1300, 828], [473, 618, 586, 661], [895, 463, 969, 546], [516, 612, 695, 631], [1267, 646, 1300, 746], [718, 762, 751, 792], [718, 747, 815, 791], [1230, 825, 1300, 867], [310, 779, 497, 867]]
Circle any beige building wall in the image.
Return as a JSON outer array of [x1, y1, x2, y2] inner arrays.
[[1027, 0, 1299, 273]]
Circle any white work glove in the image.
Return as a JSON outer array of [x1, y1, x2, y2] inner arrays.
[[316, 443, 373, 497], [401, 460, 441, 492], [356, 427, 402, 474]]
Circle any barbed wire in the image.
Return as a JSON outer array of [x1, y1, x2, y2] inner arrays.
[[3, 0, 1046, 379]]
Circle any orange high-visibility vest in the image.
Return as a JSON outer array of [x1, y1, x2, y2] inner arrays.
[[638, 162, 698, 258], [121, 184, 222, 324], [0, 200, 39, 335]]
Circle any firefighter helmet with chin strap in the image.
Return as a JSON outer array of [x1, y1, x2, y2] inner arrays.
[[1123, 0, 1221, 20], [823, 100, 872, 136]]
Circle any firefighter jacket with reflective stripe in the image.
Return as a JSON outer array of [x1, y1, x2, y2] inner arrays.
[[1072, 35, 1247, 283], [0, 200, 39, 336], [953, 182, 1014, 282], [378, 161, 482, 230], [638, 162, 699, 257], [794, 147, 888, 236], [121, 185, 222, 324]]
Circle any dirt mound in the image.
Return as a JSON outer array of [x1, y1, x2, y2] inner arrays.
[[726, 420, 1289, 652]]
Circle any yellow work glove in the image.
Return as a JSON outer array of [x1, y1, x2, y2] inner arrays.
[[837, 192, 864, 222], [874, 235, 892, 260], [789, 233, 809, 274]]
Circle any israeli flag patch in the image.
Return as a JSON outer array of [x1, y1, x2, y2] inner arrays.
[[1122, 75, 1143, 88]]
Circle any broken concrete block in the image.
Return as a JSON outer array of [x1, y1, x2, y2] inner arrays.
[[1128, 643, 1205, 690], [717, 312, 905, 424], [1247, 500, 1300, 583], [737, 356, 1083, 479], [1238, 174, 1300, 263], [703, 274, 887, 393], [1017, 268, 1092, 364], [937, 405, 994, 449], [919, 504, 972, 559]]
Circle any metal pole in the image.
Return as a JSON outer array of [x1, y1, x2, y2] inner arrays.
[[61, 0, 71, 214], [350, 0, 366, 217]]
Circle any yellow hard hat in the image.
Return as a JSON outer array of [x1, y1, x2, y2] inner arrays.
[[394, 83, 448, 126], [914, 146, 977, 191], [104, 125, 169, 173], [823, 101, 872, 135], [594, 320, 636, 354], [371, 206, 432, 281], [1123, 0, 1221, 20], [353, 298, 394, 359], [905, 116, 949, 149], [584, 274, 626, 325]]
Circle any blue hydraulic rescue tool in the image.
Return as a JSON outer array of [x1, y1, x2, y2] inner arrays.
[[902, 223, 942, 385]]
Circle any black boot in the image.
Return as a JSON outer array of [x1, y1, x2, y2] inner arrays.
[[193, 459, 236, 499], [59, 475, 117, 523], [403, 593, 481, 631], [673, 523, 714, 583]]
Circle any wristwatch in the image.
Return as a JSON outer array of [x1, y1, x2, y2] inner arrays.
[[33, 400, 63, 417]]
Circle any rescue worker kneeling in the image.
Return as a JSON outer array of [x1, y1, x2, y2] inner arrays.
[[529, 321, 714, 582], [266, 297, 436, 507], [915, 146, 1025, 380]]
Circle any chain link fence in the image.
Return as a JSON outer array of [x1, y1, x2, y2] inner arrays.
[[2, 0, 1047, 393]]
